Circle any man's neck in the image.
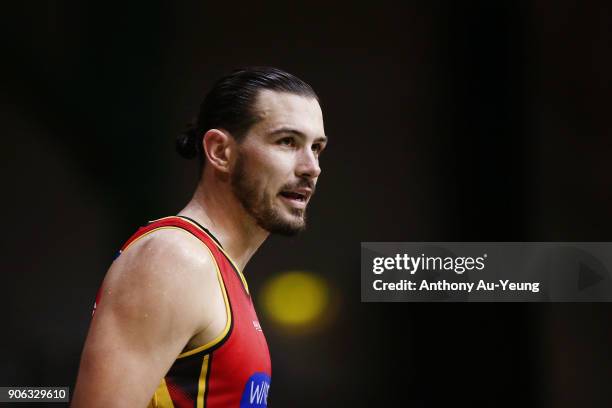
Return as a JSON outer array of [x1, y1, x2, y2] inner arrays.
[[177, 179, 268, 272]]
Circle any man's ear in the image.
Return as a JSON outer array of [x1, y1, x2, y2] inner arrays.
[[202, 129, 234, 173]]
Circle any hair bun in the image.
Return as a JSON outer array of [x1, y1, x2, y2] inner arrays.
[[176, 125, 199, 159]]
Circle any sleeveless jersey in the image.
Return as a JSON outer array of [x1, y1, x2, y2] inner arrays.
[[93, 216, 272, 408]]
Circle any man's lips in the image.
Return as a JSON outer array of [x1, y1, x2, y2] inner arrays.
[[278, 188, 312, 208], [279, 194, 306, 208], [279, 188, 312, 201]]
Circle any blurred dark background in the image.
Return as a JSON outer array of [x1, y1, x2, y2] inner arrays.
[[1, 1, 611, 407]]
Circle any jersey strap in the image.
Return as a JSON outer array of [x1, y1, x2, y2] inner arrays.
[[120, 216, 250, 296]]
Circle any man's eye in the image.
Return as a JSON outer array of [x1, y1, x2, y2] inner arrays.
[[312, 144, 322, 153], [278, 137, 295, 146]]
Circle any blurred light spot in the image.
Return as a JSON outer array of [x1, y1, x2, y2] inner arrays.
[[260, 271, 329, 328]]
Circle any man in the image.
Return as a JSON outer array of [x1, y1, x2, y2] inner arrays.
[[72, 67, 327, 407]]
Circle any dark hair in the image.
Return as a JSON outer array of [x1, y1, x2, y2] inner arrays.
[[176, 66, 319, 168]]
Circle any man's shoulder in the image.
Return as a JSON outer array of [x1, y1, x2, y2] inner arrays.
[[119, 226, 215, 274], [97, 227, 220, 331], [104, 227, 218, 303]]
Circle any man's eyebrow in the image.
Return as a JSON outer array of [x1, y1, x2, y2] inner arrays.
[[268, 127, 328, 142]]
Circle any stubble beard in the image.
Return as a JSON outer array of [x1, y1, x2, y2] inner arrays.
[[230, 152, 307, 237]]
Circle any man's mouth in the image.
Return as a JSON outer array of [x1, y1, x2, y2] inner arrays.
[[279, 191, 307, 202], [278, 187, 313, 209]]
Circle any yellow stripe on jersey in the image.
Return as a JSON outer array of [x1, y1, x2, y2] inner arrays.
[[148, 216, 250, 294], [175, 216, 250, 295], [177, 242, 231, 359], [196, 355, 210, 408], [148, 378, 175, 408], [121, 223, 232, 358], [121, 226, 188, 253]]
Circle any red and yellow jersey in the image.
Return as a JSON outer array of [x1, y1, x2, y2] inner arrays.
[[94, 216, 272, 408]]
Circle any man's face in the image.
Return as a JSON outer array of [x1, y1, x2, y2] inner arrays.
[[230, 90, 327, 236]]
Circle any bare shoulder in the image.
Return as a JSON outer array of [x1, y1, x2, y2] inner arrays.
[[98, 227, 219, 334], [73, 228, 220, 407], [110, 226, 216, 281]]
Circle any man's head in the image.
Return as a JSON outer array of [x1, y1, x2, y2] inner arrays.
[[177, 67, 326, 236]]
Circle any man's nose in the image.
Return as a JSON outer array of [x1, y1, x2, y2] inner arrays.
[[296, 148, 321, 179]]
